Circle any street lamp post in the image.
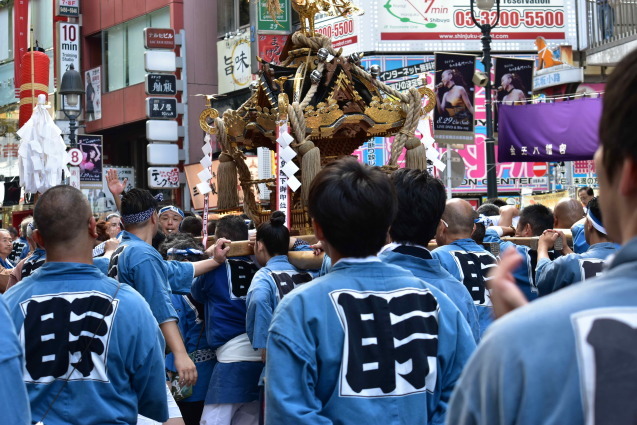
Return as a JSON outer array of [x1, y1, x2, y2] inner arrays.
[[470, 0, 500, 200], [59, 64, 85, 148]]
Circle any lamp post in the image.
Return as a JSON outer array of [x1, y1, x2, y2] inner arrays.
[[59, 64, 84, 148], [470, 0, 500, 200]]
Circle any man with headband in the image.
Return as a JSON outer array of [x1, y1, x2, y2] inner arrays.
[[108, 189, 230, 395], [535, 196, 618, 296], [159, 205, 185, 234]]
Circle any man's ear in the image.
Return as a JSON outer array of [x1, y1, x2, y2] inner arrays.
[[32, 229, 45, 249], [88, 216, 98, 239], [618, 157, 637, 197], [312, 218, 325, 243]]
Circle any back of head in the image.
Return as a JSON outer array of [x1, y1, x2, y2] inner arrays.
[[159, 233, 206, 262], [488, 198, 507, 207], [120, 188, 158, 228], [553, 198, 584, 229], [7, 226, 18, 239], [477, 203, 500, 216], [34, 185, 92, 247], [256, 211, 289, 256], [180, 216, 203, 237], [519, 204, 554, 236], [442, 199, 476, 237], [390, 168, 445, 246], [216, 215, 249, 241], [309, 157, 396, 257], [20, 216, 33, 237], [96, 220, 110, 242], [601, 49, 637, 182]]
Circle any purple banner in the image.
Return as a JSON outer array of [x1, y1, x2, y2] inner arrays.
[[498, 97, 602, 162]]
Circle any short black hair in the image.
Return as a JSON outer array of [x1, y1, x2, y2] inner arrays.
[[472, 222, 486, 244], [34, 185, 92, 245], [578, 186, 594, 196], [477, 203, 500, 216], [390, 168, 445, 246], [215, 215, 249, 241], [180, 216, 203, 237], [309, 157, 396, 257], [159, 233, 206, 262], [600, 48, 637, 182], [519, 204, 554, 236], [120, 188, 158, 227], [256, 211, 289, 256], [7, 226, 18, 238], [488, 198, 507, 207]]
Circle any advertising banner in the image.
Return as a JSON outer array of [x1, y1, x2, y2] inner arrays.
[[217, 36, 253, 94], [84, 67, 101, 121], [78, 134, 103, 189], [498, 97, 602, 162], [433, 53, 476, 145], [494, 57, 534, 133], [314, 13, 360, 55], [364, 0, 577, 53], [257, 0, 291, 32]]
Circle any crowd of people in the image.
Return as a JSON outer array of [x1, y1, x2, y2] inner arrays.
[[1, 49, 636, 425]]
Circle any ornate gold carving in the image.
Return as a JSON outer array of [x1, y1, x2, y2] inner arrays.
[[199, 108, 219, 134], [418, 87, 436, 115]]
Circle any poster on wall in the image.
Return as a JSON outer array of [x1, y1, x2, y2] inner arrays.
[[84, 67, 101, 121], [78, 134, 103, 189], [257, 34, 286, 64], [433, 52, 476, 145], [494, 57, 534, 133]]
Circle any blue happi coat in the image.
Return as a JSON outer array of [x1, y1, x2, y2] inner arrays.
[[165, 294, 215, 403], [0, 296, 31, 425], [266, 258, 476, 425], [107, 231, 194, 324], [191, 256, 263, 404], [484, 228, 539, 300], [536, 242, 618, 296], [3, 262, 168, 424], [8, 237, 30, 264], [432, 238, 498, 334], [448, 237, 637, 425], [379, 244, 481, 343], [246, 255, 314, 350], [571, 222, 590, 254]]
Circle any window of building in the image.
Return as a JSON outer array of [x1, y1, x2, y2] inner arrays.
[[103, 7, 170, 92], [217, 0, 250, 38], [0, 6, 13, 63]]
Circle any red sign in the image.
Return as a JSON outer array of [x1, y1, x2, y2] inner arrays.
[[257, 34, 286, 64], [532, 162, 548, 177], [144, 28, 175, 50]]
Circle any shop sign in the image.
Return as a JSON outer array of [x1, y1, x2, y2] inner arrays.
[[257, 0, 291, 32], [148, 167, 180, 189], [217, 36, 252, 94], [56, 0, 79, 17], [144, 28, 176, 50]]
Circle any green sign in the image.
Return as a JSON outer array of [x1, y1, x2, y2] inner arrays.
[[257, 0, 291, 33]]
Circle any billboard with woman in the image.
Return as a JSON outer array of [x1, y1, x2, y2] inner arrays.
[[434, 52, 476, 145], [494, 57, 534, 134]]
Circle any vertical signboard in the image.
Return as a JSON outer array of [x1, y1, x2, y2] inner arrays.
[[78, 134, 103, 189], [84, 67, 101, 121], [433, 52, 476, 145], [57, 22, 81, 111], [217, 36, 252, 94], [493, 57, 534, 133]]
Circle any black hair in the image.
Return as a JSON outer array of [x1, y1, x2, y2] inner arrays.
[[34, 185, 91, 245], [390, 168, 445, 246], [519, 204, 554, 236], [477, 203, 500, 216], [487, 198, 507, 207], [309, 157, 396, 257], [256, 211, 289, 257], [152, 230, 166, 251], [7, 226, 18, 238], [180, 216, 203, 237], [472, 222, 486, 245], [600, 48, 637, 182], [158, 233, 206, 262], [120, 188, 158, 227], [578, 186, 594, 196], [216, 215, 249, 241]]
